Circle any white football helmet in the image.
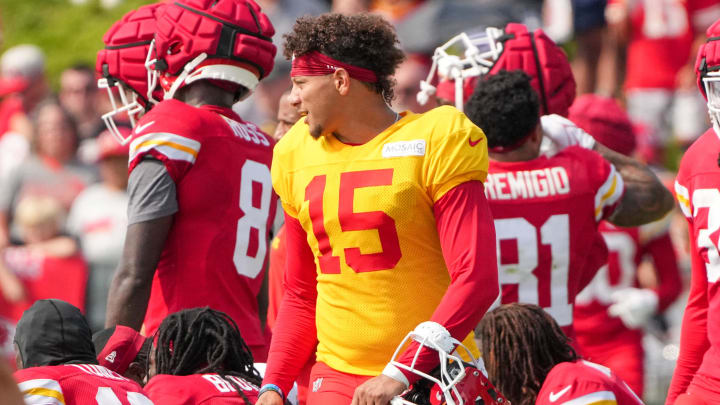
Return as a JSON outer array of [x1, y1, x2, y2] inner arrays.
[[703, 72, 720, 138], [389, 322, 507, 405], [417, 28, 505, 111]]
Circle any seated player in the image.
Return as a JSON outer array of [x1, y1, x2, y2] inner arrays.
[[464, 70, 674, 345], [477, 303, 644, 405], [13, 299, 151, 404], [570, 94, 682, 397], [144, 307, 265, 404], [93, 325, 150, 385]]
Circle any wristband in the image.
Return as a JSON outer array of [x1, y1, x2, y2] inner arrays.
[[382, 363, 410, 388], [259, 384, 285, 401]]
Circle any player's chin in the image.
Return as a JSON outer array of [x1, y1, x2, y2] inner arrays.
[[309, 124, 324, 139]]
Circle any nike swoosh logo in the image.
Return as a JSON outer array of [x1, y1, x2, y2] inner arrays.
[[549, 385, 572, 402], [468, 137, 482, 147], [134, 120, 155, 134]]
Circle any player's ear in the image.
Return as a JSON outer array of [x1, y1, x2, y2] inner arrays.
[[126, 361, 147, 386], [333, 68, 351, 96], [530, 123, 542, 142]]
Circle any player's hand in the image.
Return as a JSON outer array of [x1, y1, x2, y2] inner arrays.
[[351, 374, 407, 405], [539, 114, 596, 157], [255, 390, 284, 405], [0, 265, 25, 303], [607, 287, 659, 329]]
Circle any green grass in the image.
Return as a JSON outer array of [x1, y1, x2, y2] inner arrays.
[[0, 0, 155, 89]]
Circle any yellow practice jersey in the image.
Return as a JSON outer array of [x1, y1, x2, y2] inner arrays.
[[271, 106, 488, 375]]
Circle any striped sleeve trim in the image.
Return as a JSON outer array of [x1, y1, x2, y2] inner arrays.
[[130, 132, 201, 165], [674, 180, 691, 218], [561, 391, 616, 405], [594, 165, 624, 221], [18, 379, 65, 404]]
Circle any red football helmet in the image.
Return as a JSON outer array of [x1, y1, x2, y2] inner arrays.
[[418, 23, 576, 117], [695, 18, 720, 138], [96, 3, 165, 144], [568, 94, 637, 156], [389, 322, 508, 405], [147, 0, 276, 101]]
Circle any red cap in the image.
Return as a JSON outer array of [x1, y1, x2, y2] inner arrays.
[[97, 128, 130, 161], [96, 325, 146, 375], [0, 76, 28, 96], [568, 94, 637, 156]]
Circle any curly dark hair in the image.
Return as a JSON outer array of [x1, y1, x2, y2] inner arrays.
[[464, 70, 540, 149], [476, 303, 578, 405], [152, 307, 262, 405], [283, 13, 405, 104]]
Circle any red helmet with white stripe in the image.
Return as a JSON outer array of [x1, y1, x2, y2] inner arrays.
[[418, 23, 576, 116], [695, 18, 720, 138], [96, 3, 165, 144], [149, 0, 276, 100]]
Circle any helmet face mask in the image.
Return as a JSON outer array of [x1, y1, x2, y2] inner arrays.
[[703, 71, 720, 138], [389, 322, 507, 405], [97, 78, 143, 145]]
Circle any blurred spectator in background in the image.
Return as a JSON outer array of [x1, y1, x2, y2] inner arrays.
[[0, 100, 97, 247], [392, 54, 436, 113], [68, 128, 129, 332], [235, 62, 292, 133], [606, 0, 720, 163], [0, 45, 49, 139], [0, 196, 88, 367], [0, 45, 50, 182], [59, 63, 104, 162]]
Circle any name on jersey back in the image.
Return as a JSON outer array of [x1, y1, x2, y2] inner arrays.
[[485, 167, 570, 200]]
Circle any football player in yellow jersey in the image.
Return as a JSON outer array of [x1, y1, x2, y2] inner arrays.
[[257, 13, 499, 405]]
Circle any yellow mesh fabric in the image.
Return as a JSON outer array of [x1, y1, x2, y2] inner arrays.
[[271, 106, 488, 375]]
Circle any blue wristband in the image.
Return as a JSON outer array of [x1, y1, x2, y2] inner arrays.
[[259, 384, 284, 400]]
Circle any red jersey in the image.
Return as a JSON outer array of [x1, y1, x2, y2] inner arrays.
[[128, 100, 278, 347], [485, 146, 624, 340], [145, 373, 259, 404], [0, 247, 87, 322], [575, 220, 682, 353], [536, 360, 644, 405], [668, 129, 720, 403], [612, 0, 720, 90], [14, 364, 151, 404]]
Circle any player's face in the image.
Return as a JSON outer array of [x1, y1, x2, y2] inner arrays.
[[274, 94, 301, 141], [290, 75, 340, 138]]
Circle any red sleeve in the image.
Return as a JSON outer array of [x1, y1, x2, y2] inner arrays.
[[394, 181, 498, 382], [643, 232, 683, 311], [262, 213, 318, 396], [267, 226, 286, 330], [666, 221, 710, 405]]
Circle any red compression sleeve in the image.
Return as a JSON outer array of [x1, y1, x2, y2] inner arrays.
[[666, 222, 710, 405], [644, 232, 683, 311], [262, 213, 318, 396], [394, 181, 499, 383]]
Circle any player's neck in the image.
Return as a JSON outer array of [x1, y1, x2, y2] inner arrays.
[[332, 101, 399, 145], [175, 82, 235, 109], [489, 145, 540, 162]]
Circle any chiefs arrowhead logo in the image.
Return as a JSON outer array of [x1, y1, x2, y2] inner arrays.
[[105, 351, 117, 363]]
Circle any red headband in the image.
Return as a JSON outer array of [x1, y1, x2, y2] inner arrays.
[[291, 51, 378, 83]]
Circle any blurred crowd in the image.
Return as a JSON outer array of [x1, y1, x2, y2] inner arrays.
[[0, 0, 716, 404]]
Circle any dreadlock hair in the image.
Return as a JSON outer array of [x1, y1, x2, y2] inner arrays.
[[283, 13, 405, 104], [152, 307, 262, 405], [476, 303, 578, 405]]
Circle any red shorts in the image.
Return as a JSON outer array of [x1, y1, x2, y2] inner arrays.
[[675, 374, 720, 405], [306, 361, 372, 405]]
